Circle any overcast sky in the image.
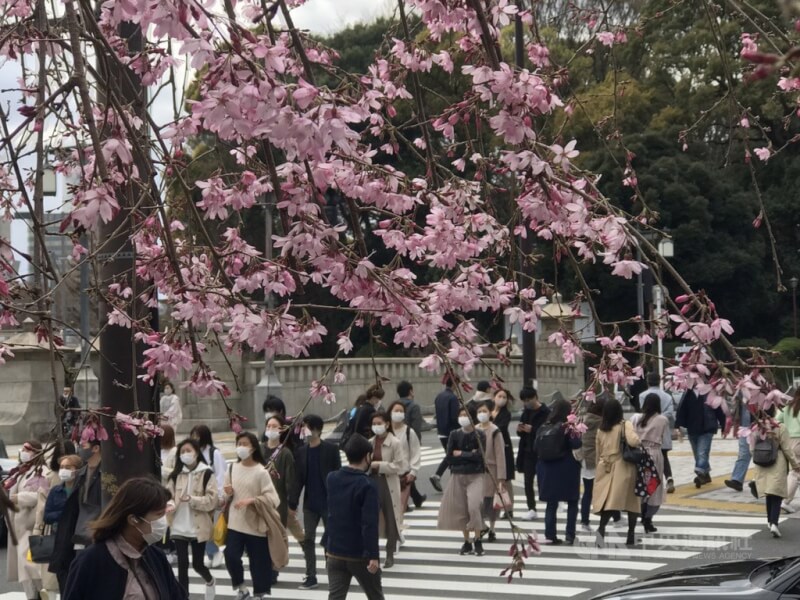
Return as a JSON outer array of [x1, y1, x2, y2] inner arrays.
[[283, 0, 393, 35]]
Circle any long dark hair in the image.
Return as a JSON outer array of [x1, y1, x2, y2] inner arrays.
[[600, 398, 624, 432], [168, 439, 207, 484], [190, 424, 214, 450], [547, 398, 571, 425], [640, 393, 662, 428], [236, 431, 266, 465], [586, 396, 606, 417], [91, 477, 170, 543], [791, 388, 800, 418]]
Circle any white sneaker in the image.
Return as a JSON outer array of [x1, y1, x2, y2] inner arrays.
[[204, 579, 216, 600], [770, 523, 782, 538], [211, 552, 225, 568], [522, 510, 538, 520], [580, 523, 592, 532], [234, 590, 251, 600], [781, 501, 795, 514]]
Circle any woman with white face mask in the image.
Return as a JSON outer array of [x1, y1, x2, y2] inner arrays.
[[491, 389, 516, 518], [476, 402, 507, 542], [262, 416, 304, 585], [386, 401, 422, 514], [437, 407, 487, 556], [7, 440, 50, 600], [62, 477, 185, 600], [165, 439, 217, 599], [32, 449, 80, 599], [222, 432, 281, 600], [368, 412, 407, 569]]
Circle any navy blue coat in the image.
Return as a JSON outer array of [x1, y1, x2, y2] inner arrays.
[[323, 467, 380, 560], [43, 483, 70, 526], [434, 387, 460, 437], [536, 427, 582, 502], [675, 389, 726, 435], [63, 540, 186, 600]]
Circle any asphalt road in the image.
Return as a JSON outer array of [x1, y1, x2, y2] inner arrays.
[[0, 428, 796, 599]]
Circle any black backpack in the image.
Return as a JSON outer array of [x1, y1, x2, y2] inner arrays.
[[752, 436, 779, 467], [534, 423, 567, 461]]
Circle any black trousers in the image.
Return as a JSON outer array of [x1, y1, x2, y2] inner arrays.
[[662, 449, 672, 479], [327, 556, 384, 600], [523, 461, 538, 511], [766, 494, 781, 525], [224, 530, 271, 595], [174, 538, 213, 592], [435, 437, 449, 477], [580, 477, 594, 525]]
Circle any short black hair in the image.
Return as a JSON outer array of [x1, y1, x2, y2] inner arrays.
[[646, 372, 660, 387], [519, 386, 538, 401], [477, 380, 491, 393], [262, 395, 286, 416], [303, 414, 324, 433], [344, 433, 372, 464], [444, 377, 454, 388], [397, 380, 413, 398]]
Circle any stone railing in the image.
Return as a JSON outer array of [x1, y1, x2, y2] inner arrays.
[[242, 355, 585, 424]]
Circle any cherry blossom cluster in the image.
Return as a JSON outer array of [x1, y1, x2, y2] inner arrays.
[[0, 0, 796, 432]]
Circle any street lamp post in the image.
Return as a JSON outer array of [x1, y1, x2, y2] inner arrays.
[[790, 276, 798, 338], [653, 238, 674, 380], [254, 192, 282, 423]]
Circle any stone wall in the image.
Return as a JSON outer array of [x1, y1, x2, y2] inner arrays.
[[242, 348, 585, 424]]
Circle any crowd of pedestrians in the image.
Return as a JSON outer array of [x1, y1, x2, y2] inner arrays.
[[8, 375, 800, 600]]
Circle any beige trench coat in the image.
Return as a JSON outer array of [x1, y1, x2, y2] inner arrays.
[[754, 424, 799, 499], [166, 464, 218, 542], [7, 468, 50, 584], [371, 432, 407, 538], [478, 423, 507, 497], [593, 421, 641, 514]]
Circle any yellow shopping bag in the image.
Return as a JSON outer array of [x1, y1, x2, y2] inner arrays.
[[212, 511, 228, 547]]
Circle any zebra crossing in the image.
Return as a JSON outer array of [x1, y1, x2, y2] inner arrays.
[[0, 442, 772, 599], [177, 503, 764, 599]]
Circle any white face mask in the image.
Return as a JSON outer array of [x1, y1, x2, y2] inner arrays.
[[179, 452, 196, 466], [136, 515, 168, 545], [58, 468, 75, 482], [264, 411, 276, 421], [265, 430, 281, 441], [372, 424, 387, 436], [458, 416, 472, 429], [391, 411, 405, 423], [236, 446, 253, 460], [477, 412, 491, 424], [19, 451, 32, 463], [495, 396, 507, 407]]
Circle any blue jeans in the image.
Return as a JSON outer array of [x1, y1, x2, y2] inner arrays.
[[544, 500, 578, 541], [730, 435, 752, 483], [689, 432, 713, 475]]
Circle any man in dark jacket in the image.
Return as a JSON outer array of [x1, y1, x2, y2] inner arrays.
[[516, 387, 550, 520], [430, 378, 460, 492], [324, 434, 384, 600], [49, 439, 102, 591], [290, 414, 341, 590], [676, 388, 726, 488], [396, 381, 426, 509], [58, 386, 81, 436]]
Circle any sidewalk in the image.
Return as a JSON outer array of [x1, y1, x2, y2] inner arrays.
[[662, 436, 767, 514]]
